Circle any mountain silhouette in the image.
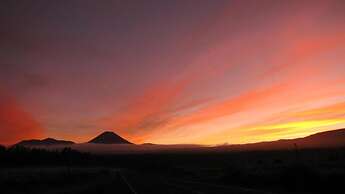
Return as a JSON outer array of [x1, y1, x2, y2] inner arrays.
[[220, 128, 345, 151], [13, 128, 345, 150], [88, 131, 132, 144], [297, 128, 345, 147], [17, 138, 75, 146]]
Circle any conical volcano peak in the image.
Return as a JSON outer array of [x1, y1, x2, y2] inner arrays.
[[88, 130, 133, 144]]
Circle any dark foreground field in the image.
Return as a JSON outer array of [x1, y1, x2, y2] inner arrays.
[[1, 145, 345, 194]]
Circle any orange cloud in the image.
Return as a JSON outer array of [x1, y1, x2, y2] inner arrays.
[[144, 83, 292, 142], [258, 0, 345, 80], [198, 99, 345, 145], [291, 101, 345, 118], [201, 118, 345, 145], [0, 90, 44, 145], [100, 1, 345, 144], [173, 84, 288, 128], [102, 78, 192, 139], [147, 71, 345, 144], [260, 32, 345, 81], [101, 47, 241, 142]]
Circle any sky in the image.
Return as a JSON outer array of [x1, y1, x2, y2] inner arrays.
[[0, 0, 345, 145]]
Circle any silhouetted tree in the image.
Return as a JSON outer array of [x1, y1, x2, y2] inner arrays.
[[0, 145, 5, 163], [62, 147, 72, 176], [0, 144, 5, 152]]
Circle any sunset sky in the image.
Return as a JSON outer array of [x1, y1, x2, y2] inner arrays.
[[1, 0, 345, 145]]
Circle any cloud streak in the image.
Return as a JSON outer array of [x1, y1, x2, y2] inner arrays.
[[1, 0, 344, 144]]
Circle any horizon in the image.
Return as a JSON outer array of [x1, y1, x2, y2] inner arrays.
[[1, 0, 345, 145], [6, 127, 345, 147]]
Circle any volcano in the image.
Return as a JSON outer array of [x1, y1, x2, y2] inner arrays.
[[88, 131, 132, 144]]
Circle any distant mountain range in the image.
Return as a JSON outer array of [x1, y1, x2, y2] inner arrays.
[[88, 131, 132, 144], [16, 131, 132, 146], [17, 138, 75, 146], [14, 128, 345, 150]]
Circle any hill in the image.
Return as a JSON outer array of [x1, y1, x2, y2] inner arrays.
[[219, 128, 345, 151], [17, 138, 75, 146]]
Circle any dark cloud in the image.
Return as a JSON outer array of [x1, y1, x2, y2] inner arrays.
[[0, 63, 50, 92]]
